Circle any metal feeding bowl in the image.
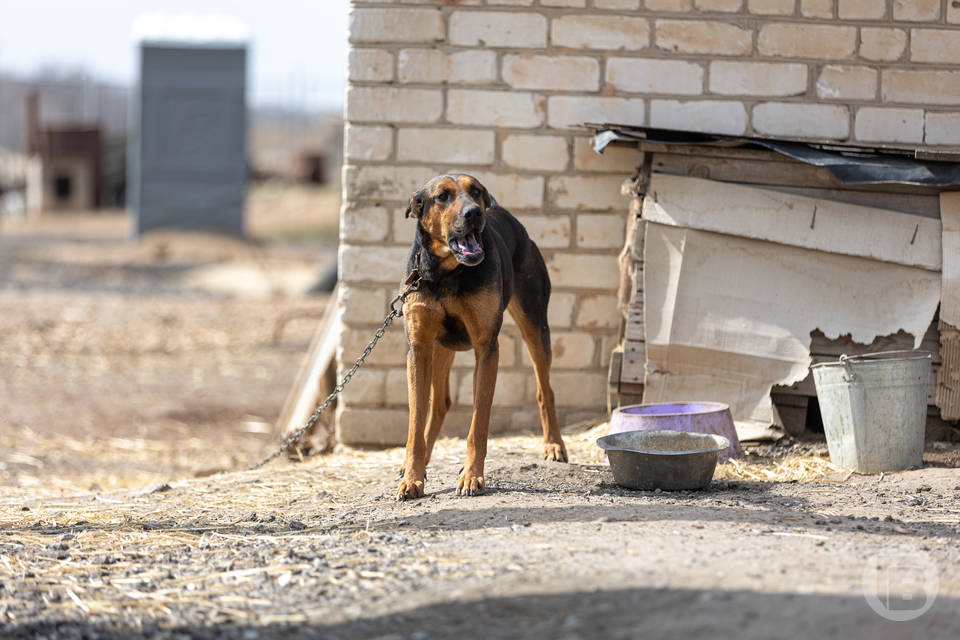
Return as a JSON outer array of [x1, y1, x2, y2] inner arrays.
[[597, 430, 730, 491]]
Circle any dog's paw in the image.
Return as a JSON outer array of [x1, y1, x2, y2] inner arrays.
[[396, 476, 425, 501], [456, 473, 485, 497], [543, 441, 569, 463]]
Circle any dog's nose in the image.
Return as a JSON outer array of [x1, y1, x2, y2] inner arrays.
[[462, 205, 482, 223]]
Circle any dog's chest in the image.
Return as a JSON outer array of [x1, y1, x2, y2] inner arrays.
[[437, 312, 472, 351]]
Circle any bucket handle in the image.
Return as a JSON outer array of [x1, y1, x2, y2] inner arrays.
[[837, 350, 932, 382], [838, 353, 857, 382]]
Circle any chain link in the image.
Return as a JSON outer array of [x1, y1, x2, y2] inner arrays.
[[246, 275, 422, 471]]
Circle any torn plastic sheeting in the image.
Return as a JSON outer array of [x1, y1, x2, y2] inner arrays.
[[642, 222, 941, 440], [643, 174, 942, 271], [592, 126, 960, 187]]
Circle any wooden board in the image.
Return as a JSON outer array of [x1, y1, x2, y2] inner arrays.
[[274, 285, 340, 450]]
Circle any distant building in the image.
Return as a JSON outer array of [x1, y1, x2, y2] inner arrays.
[[23, 90, 103, 212]]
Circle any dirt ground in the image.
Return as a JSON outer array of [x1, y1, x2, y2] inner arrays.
[[2, 190, 960, 639]]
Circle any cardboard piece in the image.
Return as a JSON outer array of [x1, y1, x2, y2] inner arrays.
[[937, 192, 960, 420], [644, 174, 942, 271], [642, 195, 942, 439]]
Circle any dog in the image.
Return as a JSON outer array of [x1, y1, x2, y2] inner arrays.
[[397, 173, 568, 500]]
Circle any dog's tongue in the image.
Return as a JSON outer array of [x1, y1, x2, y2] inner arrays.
[[457, 232, 482, 256]]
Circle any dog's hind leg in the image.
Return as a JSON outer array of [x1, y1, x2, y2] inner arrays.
[[508, 297, 568, 463], [424, 345, 455, 467]]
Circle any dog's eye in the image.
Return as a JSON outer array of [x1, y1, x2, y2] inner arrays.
[[470, 187, 481, 199], [436, 191, 450, 203]]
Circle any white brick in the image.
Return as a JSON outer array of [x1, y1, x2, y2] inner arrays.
[[949, 0, 960, 23], [650, 100, 748, 135], [549, 175, 628, 211], [449, 11, 547, 48], [646, 0, 693, 9], [548, 254, 619, 289], [340, 205, 390, 243], [449, 51, 498, 84], [490, 0, 535, 4], [911, 29, 960, 64], [594, 0, 641, 8], [350, 8, 444, 43], [551, 15, 649, 50], [925, 113, 960, 145], [340, 244, 411, 284], [656, 20, 752, 56], [577, 213, 626, 248], [336, 407, 408, 445], [854, 107, 924, 143], [816, 65, 877, 100], [606, 58, 704, 95], [748, 0, 796, 15], [541, 0, 586, 6], [338, 368, 386, 406], [696, 0, 744, 10], [758, 24, 856, 59], [338, 285, 388, 325], [338, 326, 408, 367], [882, 70, 960, 105], [346, 87, 443, 123], [456, 370, 529, 407], [398, 49, 497, 85], [344, 165, 432, 201], [800, 0, 833, 18], [859, 28, 908, 61], [551, 371, 607, 407], [447, 90, 545, 128], [547, 96, 645, 129], [837, 0, 885, 19], [384, 369, 408, 405], [503, 55, 599, 91], [344, 124, 393, 162], [752, 103, 850, 140], [502, 135, 569, 171], [519, 215, 571, 248], [709, 61, 807, 97], [573, 138, 640, 173], [550, 332, 596, 368], [472, 173, 545, 209], [348, 49, 394, 82], [575, 294, 621, 329], [894, 0, 941, 21], [548, 293, 577, 328], [397, 128, 495, 165]]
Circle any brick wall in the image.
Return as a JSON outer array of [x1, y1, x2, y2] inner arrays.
[[339, 0, 959, 445]]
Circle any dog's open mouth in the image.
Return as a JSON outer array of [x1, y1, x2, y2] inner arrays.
[[450, 230, 484, 265]]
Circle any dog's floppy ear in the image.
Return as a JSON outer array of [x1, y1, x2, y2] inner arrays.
[[475, 181, 492, 210], [405, 190, 424, 219]]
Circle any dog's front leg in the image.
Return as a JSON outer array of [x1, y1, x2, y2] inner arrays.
[[458, 341, 498, 496], [398, 338, 432, 500]]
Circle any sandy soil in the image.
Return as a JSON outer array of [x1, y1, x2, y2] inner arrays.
[[1, 192, 959, 639]]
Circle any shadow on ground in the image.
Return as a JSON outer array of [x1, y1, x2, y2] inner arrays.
[[6, 586, 957, 640]]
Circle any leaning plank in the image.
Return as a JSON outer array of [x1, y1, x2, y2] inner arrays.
[[274, 284, 340, 453]]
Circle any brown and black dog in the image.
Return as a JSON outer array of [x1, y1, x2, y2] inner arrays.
[[397, 173, 568, 500]]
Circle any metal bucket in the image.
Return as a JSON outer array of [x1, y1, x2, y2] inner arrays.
[[610, 402, 742, 463], [811, 350, 931, 473]]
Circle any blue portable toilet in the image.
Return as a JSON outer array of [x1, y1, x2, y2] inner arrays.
[[129, 14, 248, 236]]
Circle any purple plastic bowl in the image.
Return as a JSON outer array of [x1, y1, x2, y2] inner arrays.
[[609, 402, 742, 463]]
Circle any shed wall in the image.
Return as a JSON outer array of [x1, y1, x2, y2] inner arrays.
[[339, 0, 959, 445]]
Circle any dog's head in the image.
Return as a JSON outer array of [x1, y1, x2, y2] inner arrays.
[[406, 174, 491, 267]]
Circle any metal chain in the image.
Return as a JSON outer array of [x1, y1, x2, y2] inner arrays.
[[246, 275, 422, 471]]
